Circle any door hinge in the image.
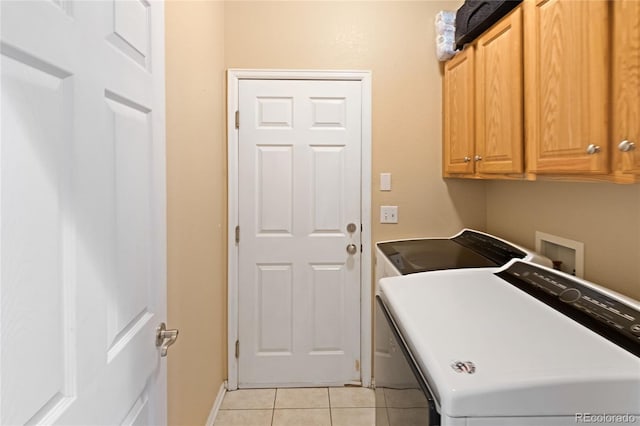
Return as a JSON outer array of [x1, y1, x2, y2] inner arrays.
[[361, 224, 363, 232], [360, 244, 363, 253], [235, 110, 240, 129], [355, 359, 360, 372], [235, 340, 239, 358], [235, 225, 240, 243]]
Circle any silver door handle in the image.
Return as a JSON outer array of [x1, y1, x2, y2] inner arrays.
[[156, 322, 179, 357], [346, 244, 358, 255]]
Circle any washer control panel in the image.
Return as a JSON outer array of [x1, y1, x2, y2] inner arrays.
[[498, 261, 640, 355]]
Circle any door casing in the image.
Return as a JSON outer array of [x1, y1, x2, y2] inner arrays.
[[226, 69, 372, 390]]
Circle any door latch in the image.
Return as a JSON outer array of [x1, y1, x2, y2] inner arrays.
[[156, 322, 179, 357]]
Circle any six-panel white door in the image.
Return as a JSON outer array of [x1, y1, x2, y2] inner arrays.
[[1, 1, 167, 424], [238, 79, 362, 386]]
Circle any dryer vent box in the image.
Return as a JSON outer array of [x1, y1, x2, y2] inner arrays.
[[535, 231, 584, 278]]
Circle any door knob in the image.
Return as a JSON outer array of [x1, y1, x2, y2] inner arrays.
[[156, 322, 179, 357], [463, 156, 471, 163], [474, 155, 482, 161], [346, 244, 358, 255], [618, 140, 636, 152]]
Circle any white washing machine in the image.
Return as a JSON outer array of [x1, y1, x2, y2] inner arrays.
[[374, 229, 551, 410]]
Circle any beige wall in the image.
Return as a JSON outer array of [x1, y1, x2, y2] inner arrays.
[[224, 1, 487, 243], [164, 2, 483, 423], [165, 1, 227, 425], [486, 181, 640, 300], [165, 2, 640, 425]]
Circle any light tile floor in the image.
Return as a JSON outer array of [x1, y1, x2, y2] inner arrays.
[[214, 387, 376, 426]]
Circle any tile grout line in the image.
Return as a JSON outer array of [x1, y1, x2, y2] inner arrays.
[[328, 388, 333, 426], [218, 408, 279, 411], [270, 388, 277, 426]]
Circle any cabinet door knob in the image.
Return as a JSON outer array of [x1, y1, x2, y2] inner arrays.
[[586, 144, 601, 155], [618, 140, 636, 152], [474, 155, 482, 161], [463, 156, 471, 163]]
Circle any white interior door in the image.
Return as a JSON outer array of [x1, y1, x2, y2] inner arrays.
[[1, 1, 167, 424], [238, 79, 362, 387]]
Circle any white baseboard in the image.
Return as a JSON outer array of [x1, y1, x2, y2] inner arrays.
[[205, 381, 227, 426]]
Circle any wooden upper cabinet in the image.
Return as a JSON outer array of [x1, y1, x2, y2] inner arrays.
[[524, 0, 609, 174], [475, 6, 523, 174], [443, 46, 475, 175], [612, 0, 640, 176]]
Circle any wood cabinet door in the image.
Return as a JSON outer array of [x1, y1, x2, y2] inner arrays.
[[475, 6, 523, 174], [524, 0, 609, 174], [612, 0, 640, 175], [443, 47, 475, 175]]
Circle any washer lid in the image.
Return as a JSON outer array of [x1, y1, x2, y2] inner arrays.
[[379, 267, 640, 418], [376, 229, 550, 275], [377, 238, 497, 274]]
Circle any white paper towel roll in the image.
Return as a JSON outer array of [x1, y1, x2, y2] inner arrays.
[[436, 21, 455, 34], [435, 10, 457, 61], [435, 10, 456, 25]]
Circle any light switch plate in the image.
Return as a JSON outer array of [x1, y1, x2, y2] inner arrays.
[[380, 173, 391, 191], [380, 206, 398, 223]]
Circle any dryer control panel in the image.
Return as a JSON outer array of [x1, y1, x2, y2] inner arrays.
[[498, 261, 640, 356]]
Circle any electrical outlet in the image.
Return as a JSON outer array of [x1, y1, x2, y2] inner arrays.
[[380, 206, 398, 223]]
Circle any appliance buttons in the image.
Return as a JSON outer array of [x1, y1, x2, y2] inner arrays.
[[630, 324, 640, 336], [559, 288, 581, 303]]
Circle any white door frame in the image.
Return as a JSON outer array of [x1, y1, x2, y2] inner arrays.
[[226, 69, 372, 390]]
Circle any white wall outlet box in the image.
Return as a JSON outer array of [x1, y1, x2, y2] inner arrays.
[[380, 173, 392, 191], [380, 206, 398, 223], [535, 231, 584, 278]]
